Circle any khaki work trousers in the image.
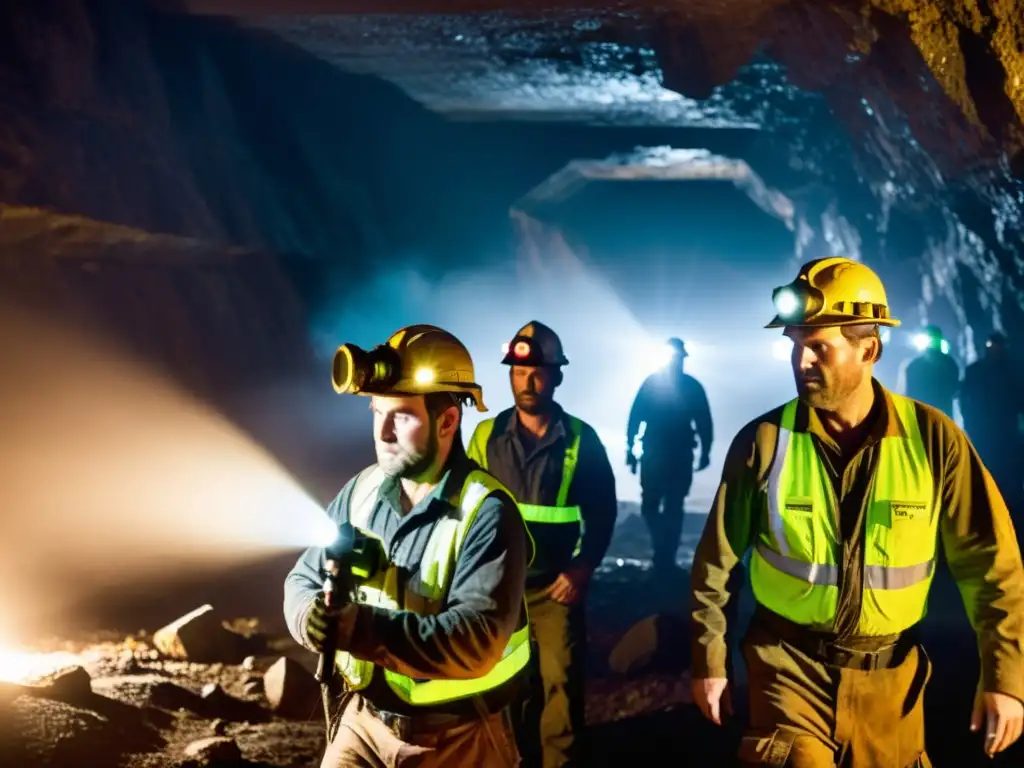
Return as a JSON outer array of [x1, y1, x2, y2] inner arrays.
[[515, 586, 587, 768], [740, 624, 933, 768], [320, 694, 520, 768]]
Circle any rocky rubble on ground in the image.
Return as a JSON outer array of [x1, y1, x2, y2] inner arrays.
[[0, 594, 692, 768]]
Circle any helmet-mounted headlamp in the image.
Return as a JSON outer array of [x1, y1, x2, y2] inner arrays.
[[332, 343, 402, 394], [501, 336, 546, 366], [771, 282, 825, 324], [766, 257, 900, 329]]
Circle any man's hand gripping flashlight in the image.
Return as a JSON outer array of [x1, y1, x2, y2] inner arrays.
[[312, 522, 384, 694]]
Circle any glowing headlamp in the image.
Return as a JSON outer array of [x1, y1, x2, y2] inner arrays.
[[912, 330, 947, 354], [413, 367, 436, 385], [502, 337, 535, 363], [500, 340, 531, 354], [773, 288, 800, 317], [771, 283, 824, 323]]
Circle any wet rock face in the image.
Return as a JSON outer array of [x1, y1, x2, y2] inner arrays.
[[1, 0, 1022, 355], [0, 205, 312, 397], [243, 0, 1024, 355]]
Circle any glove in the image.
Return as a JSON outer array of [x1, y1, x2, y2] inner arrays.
[[304, 591, 346, 652], [626, 451, 638, 474]]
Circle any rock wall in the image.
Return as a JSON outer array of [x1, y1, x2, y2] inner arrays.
[[1, 0, 1022, 365], [648, 0, 1024, 358], [0, 0, 416, 271], [0, 204, 312, 400], [0, 1, 225, 241]]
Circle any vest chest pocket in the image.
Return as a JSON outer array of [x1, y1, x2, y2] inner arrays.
[[779, 497, 819, 560], [868, 499, 935, 567], [890, 501, 928, 523]]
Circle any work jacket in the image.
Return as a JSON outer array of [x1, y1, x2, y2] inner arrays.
[[336, 464, 530, 705], [690, 380, 1024, 702], [467, 405, 617, 589], [284, 452, 532, 716]]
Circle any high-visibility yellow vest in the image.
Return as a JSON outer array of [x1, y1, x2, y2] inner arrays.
[[335, 465, 531, 705], [468, 415, 583, 554], [750, 394, 938, 636]]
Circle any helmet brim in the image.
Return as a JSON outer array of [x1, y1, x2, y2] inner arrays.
[[348, 379, 488, 412], [764, 313, 901, 329], [500, 352, 569, 366]]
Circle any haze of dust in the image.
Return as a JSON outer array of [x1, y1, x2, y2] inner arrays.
[[0, 302, 329, 643]]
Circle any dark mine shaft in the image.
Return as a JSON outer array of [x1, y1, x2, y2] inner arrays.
[[2, 1, 1024, 766]]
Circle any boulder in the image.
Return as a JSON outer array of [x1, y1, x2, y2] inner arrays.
[[152, 605, 247, 664], [33, 665, 93, 703], [200, 682, 270, 723], [183, 736, 242, 764], [149, 680, 207, 713], [210, 718, 228, 736], [263, 656, 321, 720], [608, 613, 690, 676]]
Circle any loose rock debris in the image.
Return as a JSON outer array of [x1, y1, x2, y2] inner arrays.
[[0, 602, 690, 767]]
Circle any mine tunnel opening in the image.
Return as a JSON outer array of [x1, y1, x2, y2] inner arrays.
[[511, 169, 802, 508]]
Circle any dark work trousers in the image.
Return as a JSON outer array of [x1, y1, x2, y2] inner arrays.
[[639, 450, 693, 570], [514, 585, 587, 768], [739, 621, 932, 767]]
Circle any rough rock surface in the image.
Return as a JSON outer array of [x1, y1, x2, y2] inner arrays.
[[251, 0, 1024, 357], [182, 735, 242, 763], [0, 205, 313, 398], [0, 687, 168, 768], [2, 511, 1021, 766], [2, 1, 1023, 357], [153, 606, 248, 665], [32, 665, 94, 702], [262, 656, 322, 720]]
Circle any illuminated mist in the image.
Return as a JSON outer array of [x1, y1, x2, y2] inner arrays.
[[310, 219, 798, 509], [0, 301, 335, 644]]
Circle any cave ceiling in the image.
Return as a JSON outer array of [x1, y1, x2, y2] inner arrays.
[[154, 0, 1024, 348], [162, 0, 1024, 167]]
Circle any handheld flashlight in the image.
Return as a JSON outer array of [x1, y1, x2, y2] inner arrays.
[[314, 522, 384, 690]]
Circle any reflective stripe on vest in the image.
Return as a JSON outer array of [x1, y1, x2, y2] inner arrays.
[[334, 465, 531, 704], [750, 393, 938, 636], [469, 415, 583, 525]]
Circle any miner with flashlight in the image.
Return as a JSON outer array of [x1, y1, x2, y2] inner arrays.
[[467, 321, 618, 768], [690, 257, 1024, 765], [284, 325, 531, 767]]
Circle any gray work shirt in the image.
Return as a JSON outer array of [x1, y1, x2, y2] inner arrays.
[[475, 405, 618, 588], [283, 450, 529, 716]]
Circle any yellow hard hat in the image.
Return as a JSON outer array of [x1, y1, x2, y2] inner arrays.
[[766, 257, 900, 329], [332, 324, 487, 412]]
